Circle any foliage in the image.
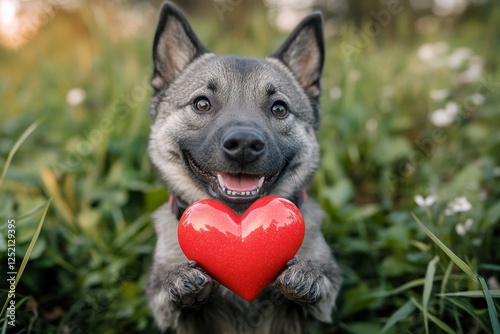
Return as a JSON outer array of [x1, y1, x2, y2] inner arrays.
[[1, 2, 499, 333]]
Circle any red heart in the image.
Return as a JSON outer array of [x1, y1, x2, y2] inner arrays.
[[178, 196, 305, 301]]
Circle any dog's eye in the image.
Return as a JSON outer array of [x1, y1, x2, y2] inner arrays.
[[271, 101, 288, 119], [193, 97, 212, 113]]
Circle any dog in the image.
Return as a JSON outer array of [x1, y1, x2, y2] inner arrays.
[[146, 2, 342, 333]]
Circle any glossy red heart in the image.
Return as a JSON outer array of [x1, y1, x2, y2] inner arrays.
[[178, 196, 305, 301]]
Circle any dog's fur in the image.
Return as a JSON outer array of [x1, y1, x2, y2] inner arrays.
[[146, 2, 342, 333]]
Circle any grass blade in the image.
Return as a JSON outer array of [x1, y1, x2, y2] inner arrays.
[[479, 276, 500, 334], [381, 300, 416, 333], [412, 213, 477, 282], [439, 290, 500, 298], [0, 120, 40, 188], [0, 199, 51, 318], [446, 297, 490, 333], [423, 255, 439, 334], [40, 168, 74, 225], [411, 297, 458, 334], [439, 261, 454, 318]]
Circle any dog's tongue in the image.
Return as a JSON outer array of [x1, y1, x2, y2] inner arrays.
[[218, 173, 262, 192]]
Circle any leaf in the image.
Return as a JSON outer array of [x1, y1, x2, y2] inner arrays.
[[371, 136, 412, 166], [483, 201, 500, 229], [40, 168, 74, 224], [0, 120, 40, 188], [423, 256, 439, 334], [479, 276, 500, 334], [320, 178, 355, 207], [412, 213, 478, 282], [446, 297, 491, 333], [340, 322, 383, 334], [381, 300, 416, 332], [0, 200, 51, 318], [438, 289, 500, 298], [411, 298, 458, 334]]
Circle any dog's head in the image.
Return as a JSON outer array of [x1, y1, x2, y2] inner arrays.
[[148, 2, 324, 213]]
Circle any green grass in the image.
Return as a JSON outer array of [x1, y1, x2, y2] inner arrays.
[[1, 2, 500, 333]]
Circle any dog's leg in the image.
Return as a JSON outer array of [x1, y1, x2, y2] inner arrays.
[[273, 201, 342, 323], [161, 261, 219, 309], [147, 260, 219, 331], [274, 256, 341, 323]]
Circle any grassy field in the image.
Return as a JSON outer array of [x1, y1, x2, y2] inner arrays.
[[1, 1, 499, 333]]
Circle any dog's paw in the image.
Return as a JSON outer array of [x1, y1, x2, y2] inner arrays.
[[274, 257, 325, 304], [163, 261, 219, 309]]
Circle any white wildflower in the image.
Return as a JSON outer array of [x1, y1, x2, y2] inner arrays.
[[433, 0, 467, 16], [414, 194, 438, 207], [445, 196, 472, 216], [417, 42, 449, 68], [488, 276, 499, 290], [329, 86, 342, 100], [429, 101, 459, 127], [455, 218, 473, 235], [417, 41, 449, 61], [66, 87, 86, 106], [469, 93, 486, 106], [457, 57, 484, 84], [417, 43, 435, 62], [429, 89, 449, 101], [447, 47, 472, 69]]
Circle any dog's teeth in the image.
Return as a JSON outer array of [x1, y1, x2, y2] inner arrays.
[[258, 177, 265, 188], [245, 191, 250, 196], [217, 174, 225, 188], [251, 190, 257, 195]]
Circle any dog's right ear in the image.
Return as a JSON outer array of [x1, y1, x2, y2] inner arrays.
[[151, 2, 208, 90]]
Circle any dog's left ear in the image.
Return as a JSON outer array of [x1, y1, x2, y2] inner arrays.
[[151, 2, 208, 91], [270, 13, 325, 102]]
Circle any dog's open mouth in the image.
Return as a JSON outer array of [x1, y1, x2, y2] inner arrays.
[[186, 154, 280, 204]]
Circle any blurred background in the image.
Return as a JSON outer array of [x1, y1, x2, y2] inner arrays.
[[1, 0, 499, 333]]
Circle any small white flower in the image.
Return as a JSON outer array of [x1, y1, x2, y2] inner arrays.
[[445, 101, 459, 114], [329, 86, 342, 100], [455, 218, 473, 235], [457, 59, 484, 84], [414, 194, 437, 207], [417, 41, 449, 63], [447, 47, 472, 69], [66, 87, 86, 106], [453, 196, 472, 212], [429, 101, 459, 127], [429, 109, 453, 127], [488, 276, 499, 290], [417, 43, 435, 62], [429, 89, 449, 101], [445, 196, 472, 216], [470, 93, 486, 106]]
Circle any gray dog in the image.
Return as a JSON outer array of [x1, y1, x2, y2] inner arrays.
[[146, 2, 342, 333]]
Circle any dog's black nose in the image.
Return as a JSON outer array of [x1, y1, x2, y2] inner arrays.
[[221, 128, 266, 164]]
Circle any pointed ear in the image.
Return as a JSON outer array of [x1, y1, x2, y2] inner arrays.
[[151, 2, 208, 90], [270, 13, 325, 100]]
